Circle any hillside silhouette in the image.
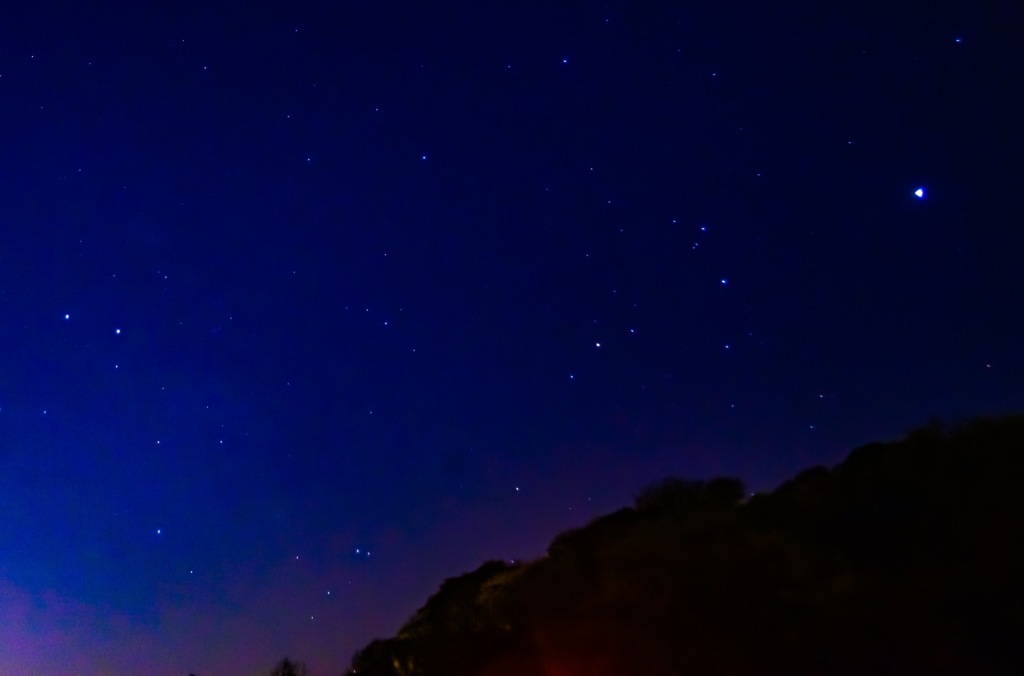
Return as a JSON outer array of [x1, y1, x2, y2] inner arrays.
[[345, 415, 1024, 675]]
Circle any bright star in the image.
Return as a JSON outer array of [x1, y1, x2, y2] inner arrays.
[[914, 187, 925, 198]]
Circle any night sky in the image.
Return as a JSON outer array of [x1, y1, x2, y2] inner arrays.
[[2, 2, 1022, 673]]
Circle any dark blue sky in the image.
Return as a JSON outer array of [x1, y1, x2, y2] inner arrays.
[[2, 1, 1022, 673]]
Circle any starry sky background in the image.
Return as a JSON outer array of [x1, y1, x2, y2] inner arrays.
[[1, 1, 1022, 673]]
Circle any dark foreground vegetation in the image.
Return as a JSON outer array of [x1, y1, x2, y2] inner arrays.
[[340, 415, 1024, 675]]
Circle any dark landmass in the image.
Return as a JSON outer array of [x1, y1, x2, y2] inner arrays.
[[345, 415, 1024, 675]]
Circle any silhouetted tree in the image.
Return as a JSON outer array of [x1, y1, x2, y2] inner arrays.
[[270, 657, 307, 676], [633, 475, 745, 513]]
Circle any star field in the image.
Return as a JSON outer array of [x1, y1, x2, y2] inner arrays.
[[1, 2, 1022, 674]]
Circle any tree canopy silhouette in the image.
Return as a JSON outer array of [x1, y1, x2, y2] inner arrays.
[[346, 414, 1024, 675]]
